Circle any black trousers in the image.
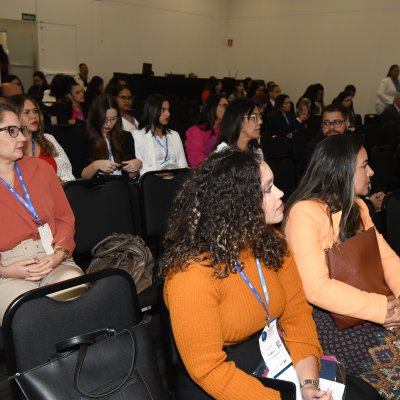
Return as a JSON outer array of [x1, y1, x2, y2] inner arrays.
[[174, 332, 382, 400]]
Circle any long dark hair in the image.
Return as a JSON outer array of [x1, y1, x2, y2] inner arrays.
[[196, 94, 225, 134], [8, 94, 56, 157], [86, 94, 126, 163], [216, 98, 260, 151], [138, 94, 170, 134], [284, 133, 364, 241], [84, 75, 104, 105], [387, 64, 399, 78], [160, 147, 287, 279]]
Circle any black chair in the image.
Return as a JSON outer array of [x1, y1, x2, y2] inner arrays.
[[2, 269, 140, 398], [292, 127, 318, 172], [381, 191, 400, 255], [364, 113, 381, 126], [64, 176, 137, 268], [267, 157, 298, 201], [261, 132, 291, 160], [139, 169, 190, 255], [369, 145, 397, 192], [363, 124, 386, 155], [46, 124, 89, 178]]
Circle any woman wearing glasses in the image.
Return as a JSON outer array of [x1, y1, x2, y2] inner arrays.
[[0, 103, 84, 324], [8, 94, 75, 182], [185, 94, 228, 167], [133, 94, 188, 175], [215, 98, 263, 159], [112, 85, 139, 133], [81, 94, 141, 179]]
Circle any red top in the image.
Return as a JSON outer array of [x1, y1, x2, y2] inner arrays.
[[39, 148, 57, 172], [0, 157, 75, 253]]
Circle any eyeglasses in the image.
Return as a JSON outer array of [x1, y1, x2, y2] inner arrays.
[[21, 108, 39, 116], [0, 125, 27, 138], [117, 96, 133, 101], [245, 113, 262, 123], [104, 116, 118, 124], [321, 119, 345, 128]]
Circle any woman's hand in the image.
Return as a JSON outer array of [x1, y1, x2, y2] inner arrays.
[[369, 191, 385, 212], [301, 386, 332, 400], [24, 252, 65, 281], [121, 158, 142, 177], [94, 160, 121, 174], [1, 259, 39, 279]]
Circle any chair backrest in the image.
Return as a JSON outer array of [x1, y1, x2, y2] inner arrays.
[[267, 157, 298, 201], [382, 191, 400, 255], [369, 145, 397, 192], [2, 269, 139, 375], [46, 124, 89, 178], [64, 176, 137, 260], [364, 113, 381, 126], [261, 132, 291, 160], [139, 169, 190, 239]]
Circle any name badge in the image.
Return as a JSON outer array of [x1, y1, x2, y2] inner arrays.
[[38, 223, 54, 255], [258, 319, 293, 378]]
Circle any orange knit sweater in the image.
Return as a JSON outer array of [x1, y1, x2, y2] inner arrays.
[[164, 248, 322, 400]]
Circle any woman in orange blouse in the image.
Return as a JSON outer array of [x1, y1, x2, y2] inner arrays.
[[161, 148, 329, 400]]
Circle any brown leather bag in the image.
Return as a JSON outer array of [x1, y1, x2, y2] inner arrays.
[[87, 233, 154, 294], [325, 227, 392, 330]]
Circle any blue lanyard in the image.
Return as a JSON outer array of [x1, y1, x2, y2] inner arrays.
[[152, 132, 169, 163], [0, 163, 43, 225], [32, 137, 35, 157], [235, 258, 270, 324]]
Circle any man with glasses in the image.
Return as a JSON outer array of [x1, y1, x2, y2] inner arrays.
[[304, 104, 385, 223], [302, 104, 348, 170]]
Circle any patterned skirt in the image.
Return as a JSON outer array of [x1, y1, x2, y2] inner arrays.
[[313, 308, 400, 399]]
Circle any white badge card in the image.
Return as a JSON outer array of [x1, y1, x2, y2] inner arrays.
[[38, 223, 55, 255], [258, 319, 293, 378]]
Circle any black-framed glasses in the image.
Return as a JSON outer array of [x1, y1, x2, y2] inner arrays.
[[321, 119, 345, 128], [0, 125, 27, 138]]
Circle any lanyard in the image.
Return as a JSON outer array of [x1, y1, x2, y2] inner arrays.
[[152, 132, 169, 163], [235, 258, 270, 324], [0, 163, 43, 225], [32, 137, 35, 157]]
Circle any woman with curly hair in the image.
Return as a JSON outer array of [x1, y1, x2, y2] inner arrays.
[[161, 148, 331, 400], [8, 94, 75, 182]]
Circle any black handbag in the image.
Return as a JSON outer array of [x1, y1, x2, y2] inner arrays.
[[10, 315, 168, 400]]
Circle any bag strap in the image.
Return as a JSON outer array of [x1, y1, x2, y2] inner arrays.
[[74, 328, 136, 398], [91, 235, 134, 258], [55, 328, 117, 353]]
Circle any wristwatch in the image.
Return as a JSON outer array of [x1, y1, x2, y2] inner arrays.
[[54, 247, 70, 261], [299, 379, 320, 390]]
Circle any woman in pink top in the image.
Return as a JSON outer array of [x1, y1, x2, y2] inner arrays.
[[185, 94, 228, 167], [284, 133, 400, 399]]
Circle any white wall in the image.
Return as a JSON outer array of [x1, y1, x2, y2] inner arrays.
[[0, 0, 398, 114], [227, 0, 400, 115], [35, 0, 229, 84]]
